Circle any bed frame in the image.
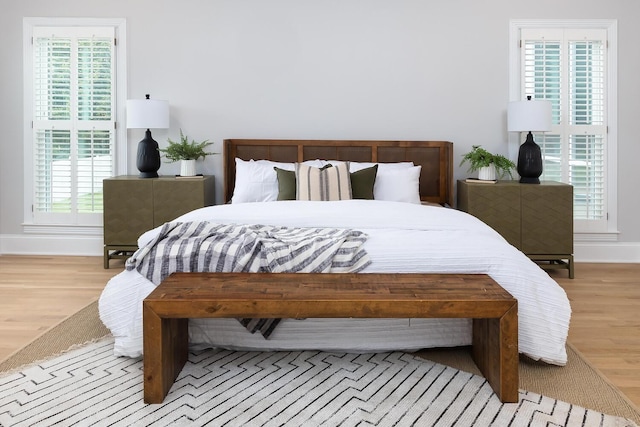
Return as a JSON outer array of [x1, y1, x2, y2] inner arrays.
[[223, 139, 454, 206]]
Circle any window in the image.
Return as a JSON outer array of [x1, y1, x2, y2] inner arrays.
[[24, 19, 126, 228], [510, 21, 617, 236]]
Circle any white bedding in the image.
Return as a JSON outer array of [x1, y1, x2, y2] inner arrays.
[[99, 200, 571, 365]]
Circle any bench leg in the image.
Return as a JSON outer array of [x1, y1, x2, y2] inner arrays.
[[143, 304, 189, 404], [471, 303, 519, 403]]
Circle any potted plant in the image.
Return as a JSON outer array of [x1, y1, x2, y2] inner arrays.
[[460, 145, 516, 180], [159, 129, 216, 176]]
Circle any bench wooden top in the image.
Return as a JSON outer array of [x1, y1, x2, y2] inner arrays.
[[144, 272, 516, 319]]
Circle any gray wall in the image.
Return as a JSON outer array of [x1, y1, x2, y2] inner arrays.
[[1, 0, 639, 258]]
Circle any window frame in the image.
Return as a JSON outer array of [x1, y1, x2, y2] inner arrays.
[[22, 17, 127, 233], [509, 19, 618, 240]]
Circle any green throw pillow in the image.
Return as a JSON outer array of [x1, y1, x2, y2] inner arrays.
[[350, 164, 378, 199], [274, 167, 297, 200]]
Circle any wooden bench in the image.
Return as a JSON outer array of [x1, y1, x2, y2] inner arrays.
[[143, 272, 518, 404]]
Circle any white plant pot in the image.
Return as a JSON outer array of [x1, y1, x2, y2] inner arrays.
[[478, 165, 496, 181], [180, 159, 196, 177]]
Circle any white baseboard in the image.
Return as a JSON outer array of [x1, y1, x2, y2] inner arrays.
[[0, 234, 104, 256], [574, 241, 640, 263], [1, 233, 639, 263]]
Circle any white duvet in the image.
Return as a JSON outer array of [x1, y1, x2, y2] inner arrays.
[[99, 200, 571, 365]]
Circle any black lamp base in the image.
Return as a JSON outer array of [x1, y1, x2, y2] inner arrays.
[[519, 176, 540, 184], [517, 131, 543, 184], [138, 170, 159, 179], [136, 129, 161, 178]]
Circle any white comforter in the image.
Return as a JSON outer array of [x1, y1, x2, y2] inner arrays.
[[99, 200, 571, 365]]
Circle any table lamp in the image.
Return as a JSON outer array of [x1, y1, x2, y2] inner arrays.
[[126, 94, 170, 178], [507, 96, 552, 184]]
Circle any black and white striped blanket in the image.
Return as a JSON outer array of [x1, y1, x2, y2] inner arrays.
[[126, 221, 371, 337]]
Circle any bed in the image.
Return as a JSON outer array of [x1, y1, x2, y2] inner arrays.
[[99, 139, 571, 365]]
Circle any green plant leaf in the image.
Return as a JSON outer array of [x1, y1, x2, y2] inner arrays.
[[158, 129, 217, 162], [460, 145, 515, 179]]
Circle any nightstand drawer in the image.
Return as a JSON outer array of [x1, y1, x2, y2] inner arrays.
[[457, 183, 521, 248], [103, 179, 154, 246], [521, 184, 573, 254]]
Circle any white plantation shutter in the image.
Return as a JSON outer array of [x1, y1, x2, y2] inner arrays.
[[31, 26, 115, 225], [520, 28, 608, 232]]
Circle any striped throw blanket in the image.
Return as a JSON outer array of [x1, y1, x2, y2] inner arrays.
[[126, 221, 371, 337]]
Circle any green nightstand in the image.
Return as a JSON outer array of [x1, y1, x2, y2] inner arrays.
[[103, 175, 215, 268], [457, 180, 574, 278]]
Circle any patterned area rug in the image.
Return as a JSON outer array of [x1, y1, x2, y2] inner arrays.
[[0, 337, 637, 427]]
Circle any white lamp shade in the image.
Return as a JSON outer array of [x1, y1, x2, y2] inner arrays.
[[126, 98, 170, 129], [507, 99, 552, 132]]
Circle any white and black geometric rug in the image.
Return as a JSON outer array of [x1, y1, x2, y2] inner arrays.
[[0, 338, 636, 427]]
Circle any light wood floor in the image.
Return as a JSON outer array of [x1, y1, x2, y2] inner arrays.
[[0, 256, 638, 407], [550, 263, 640, 407]]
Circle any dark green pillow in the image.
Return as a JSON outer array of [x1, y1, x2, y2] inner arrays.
[[350, 165, 378, 199], [274, 167, 296, 200]]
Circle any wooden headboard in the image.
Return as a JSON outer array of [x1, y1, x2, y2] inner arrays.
[[223, 139, 453, 206]]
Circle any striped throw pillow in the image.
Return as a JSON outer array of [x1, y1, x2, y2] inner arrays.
[[296, 162, 352, 201]]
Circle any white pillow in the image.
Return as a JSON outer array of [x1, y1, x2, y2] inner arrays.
[[374, 165, 422, 204], [323, 160, 414, 173], [347, 161, 414, 173], [231, 158, 324, 203]]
